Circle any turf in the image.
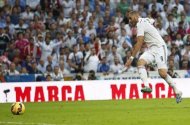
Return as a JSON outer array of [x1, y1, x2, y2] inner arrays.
[[0, 99, 190, 125]]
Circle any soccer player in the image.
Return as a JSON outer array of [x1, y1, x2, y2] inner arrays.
[[125, 11, 182, 103]]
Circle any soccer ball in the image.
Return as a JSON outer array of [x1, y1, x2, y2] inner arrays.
[[11, 102, 25, 115]]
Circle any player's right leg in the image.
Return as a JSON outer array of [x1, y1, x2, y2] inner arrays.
[[137, 59, 152, 93], [138, 52, 154, 93]]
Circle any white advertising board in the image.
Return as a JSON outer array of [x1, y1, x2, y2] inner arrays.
[[0, 79, 190, 103]]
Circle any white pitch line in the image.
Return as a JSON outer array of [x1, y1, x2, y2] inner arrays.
[[0, 121, 66, 125]]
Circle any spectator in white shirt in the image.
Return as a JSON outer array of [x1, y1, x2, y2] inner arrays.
[[51, 66, 64, 81], [44, 64, 53, 76], [95, 4, 104, 19], [68, 44, 84, 73], [110, 57, 124, 73], [52, 32, 63, 58], [156, 22, 168, 37], [105, 31, 118, 47], [37, 35, 62, 61], [160, 4, 169, 22], [171, 0, 184, 14], [37, 59, 46, 74], [20, 6, 34, 23], [174, 33, 184, 48], [99, 41, 108, 60], [148, 0, 163, 12], [5, 15, 15, 38], [117, 42, 129, 59], [44, 55, 57, 69], [178, 13, 190, 30], [57, 12, 71, 26], [118, 28, 128, 46], [74, 0, 84, 14], [110, 16, 120, 35], [59, 60, 70, 75], [61, 0, 75, 18], [169, 47, 180, 69], [52, 47, 67, 65], [84, 47, 100, 73], [79, 10, 91, 24], [86, 21, 97, 37], [63, 29, 77, 49], [84, 42, 91, 57], [7, 63, 20, 75], [181, 43, 190, 59], [163, 0, 173, 11], [115, 10, 123, 24], [131, 0, 139, 11], [26, 0, 40, 10], [121, 22, 132, 37], [164, 13, 178, 32], [14, 18, 28, 33], [107, 45, 123, 65], [36, 33, 44, 43]]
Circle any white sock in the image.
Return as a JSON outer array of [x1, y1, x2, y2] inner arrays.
[[138, 66, 149, 87], [164, 74, 179, 94]]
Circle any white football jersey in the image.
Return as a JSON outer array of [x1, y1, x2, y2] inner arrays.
[[137, 18, 166, 48]]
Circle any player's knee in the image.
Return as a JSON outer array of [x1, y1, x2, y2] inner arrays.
[[159, 70, 167, 78], [137, 59, 146, 67]]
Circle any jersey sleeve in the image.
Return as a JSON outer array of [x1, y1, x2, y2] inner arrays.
[[136, 22, 145, 36], [149, 18, 155, 25]]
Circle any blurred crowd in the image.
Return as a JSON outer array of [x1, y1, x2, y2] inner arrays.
[[0, 0, 190, 82]]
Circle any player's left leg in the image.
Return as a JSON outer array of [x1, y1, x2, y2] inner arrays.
[[158, 69, 182, 103], [156, 45, 182, 103]]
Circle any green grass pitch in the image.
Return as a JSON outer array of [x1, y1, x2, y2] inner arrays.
[[0, 99, 190, 125]]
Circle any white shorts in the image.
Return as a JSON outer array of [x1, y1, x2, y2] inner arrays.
[[139, 45, 168, 69]]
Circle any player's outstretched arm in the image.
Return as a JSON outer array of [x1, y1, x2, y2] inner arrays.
[[125, 36, 144, 68], [131, 36, 144, 57]]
